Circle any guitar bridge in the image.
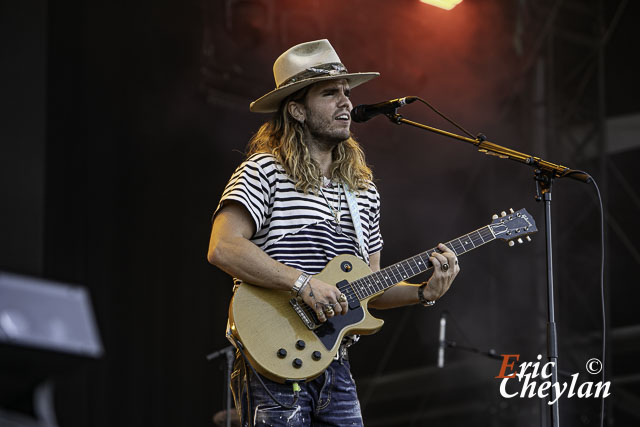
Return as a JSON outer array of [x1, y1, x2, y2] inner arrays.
[[290, 298, 318, 330]]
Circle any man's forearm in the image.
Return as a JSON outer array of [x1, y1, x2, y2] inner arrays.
[[208, 235, 300, 291], [368, 282, 421, 309]]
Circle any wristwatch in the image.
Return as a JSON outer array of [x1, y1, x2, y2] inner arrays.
[[418, 283, 436, 307]]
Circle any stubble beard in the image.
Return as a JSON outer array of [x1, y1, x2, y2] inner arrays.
[[304, 115, 350, 150]]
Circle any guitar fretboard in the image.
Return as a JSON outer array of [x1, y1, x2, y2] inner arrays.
[[347, 225, 495, 300]]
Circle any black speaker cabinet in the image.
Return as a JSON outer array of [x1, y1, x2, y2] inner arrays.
[[0, 271, 103, 406]]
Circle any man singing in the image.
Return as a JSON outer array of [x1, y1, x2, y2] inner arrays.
[[208, 39, 460, 426]]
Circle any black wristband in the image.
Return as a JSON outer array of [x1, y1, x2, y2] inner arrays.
[[418, 283, 436, 307]]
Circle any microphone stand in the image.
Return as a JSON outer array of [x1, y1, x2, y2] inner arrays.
[[443, 340, 504, 361], [207, 345, 235, 427], [385, 111, 592, 427]]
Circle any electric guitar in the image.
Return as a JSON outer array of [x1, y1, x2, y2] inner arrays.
[[227, 208, 537, 383]]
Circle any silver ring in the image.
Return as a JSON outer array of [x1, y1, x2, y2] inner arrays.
[[338, 293, 347, 302], [442, 263, 449, 272]]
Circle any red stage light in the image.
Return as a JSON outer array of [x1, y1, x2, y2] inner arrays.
[[419, 0, 463, 10]]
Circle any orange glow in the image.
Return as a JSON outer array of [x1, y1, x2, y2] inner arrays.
[[419, 0, 463, 10]]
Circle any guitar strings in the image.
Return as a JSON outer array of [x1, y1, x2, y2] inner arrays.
[[300, 222, 514, 319]]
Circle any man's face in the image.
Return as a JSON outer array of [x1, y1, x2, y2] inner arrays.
[[301, 79, 353, 145]]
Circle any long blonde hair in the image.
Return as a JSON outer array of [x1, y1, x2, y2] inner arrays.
[[246, 86, 373, 193]]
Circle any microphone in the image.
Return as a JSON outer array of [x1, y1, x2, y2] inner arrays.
[[438, 311, 447, 368], [350, 96, 418, 123]]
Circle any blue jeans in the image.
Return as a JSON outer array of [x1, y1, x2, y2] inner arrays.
[[231, 353, 363, 426]]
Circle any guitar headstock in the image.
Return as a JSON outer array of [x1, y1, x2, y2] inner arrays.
[[489, 208, 538, 246]]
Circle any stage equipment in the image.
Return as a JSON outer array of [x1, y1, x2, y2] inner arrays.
[[438, 311, 447, 368], [207, 345, 235, 427], [436, 309, 502, 365], [0, 271, 103, 426], [353, 95, 593, 427], [213, 409, 240, 427], [419, 0, 463, 11], [351, 97, 417, 123]]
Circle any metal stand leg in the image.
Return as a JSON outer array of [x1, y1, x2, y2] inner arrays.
[[33, 381, 59, 427], [207, 345, 236, 427], [536, 170, 560, 427]]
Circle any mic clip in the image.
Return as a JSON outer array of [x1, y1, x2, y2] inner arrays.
[[386, 111, 403, 125]]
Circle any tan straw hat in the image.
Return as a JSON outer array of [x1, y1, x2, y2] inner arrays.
[[250, 39, 379, 113]]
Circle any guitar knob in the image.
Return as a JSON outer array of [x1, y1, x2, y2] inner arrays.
[[508, 241, 515, 247], [492, 214, 498, 220], [501, 211, 507, 217], [509, 208, 514, 213], [296, 340, 306, 350], [292, 358, 303, 368], [526, 236, 532, 242], [277, 348, 287, 358], [312, 351, 322, 361], [517, 238, 523, 244]]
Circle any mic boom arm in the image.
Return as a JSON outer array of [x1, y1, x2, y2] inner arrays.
[[384, 113, 590, 184]]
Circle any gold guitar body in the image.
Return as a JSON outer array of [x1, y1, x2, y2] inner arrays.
[[228, 254, 384, 384]]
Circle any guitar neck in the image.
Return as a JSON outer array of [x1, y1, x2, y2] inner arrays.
[[349, 225, 496, 300]]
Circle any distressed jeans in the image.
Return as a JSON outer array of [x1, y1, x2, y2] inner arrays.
[[232, 354, 364, 426]]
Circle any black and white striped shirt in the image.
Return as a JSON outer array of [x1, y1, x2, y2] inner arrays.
[[215, 153, 383, 274]]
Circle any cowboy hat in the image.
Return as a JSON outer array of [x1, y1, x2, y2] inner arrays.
[[250, 39, 379, 113]]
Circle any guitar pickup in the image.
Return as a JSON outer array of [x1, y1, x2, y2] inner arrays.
[[336, 280, 360, 310]]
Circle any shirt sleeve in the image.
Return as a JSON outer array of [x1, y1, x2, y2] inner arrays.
[[212, 157, 272, 234], [368, 185, 383, 255]]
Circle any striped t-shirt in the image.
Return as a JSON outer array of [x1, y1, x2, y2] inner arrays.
[[215, 152, 383, 274]]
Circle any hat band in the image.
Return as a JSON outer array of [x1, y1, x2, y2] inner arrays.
[[279, 62, 348, 88]]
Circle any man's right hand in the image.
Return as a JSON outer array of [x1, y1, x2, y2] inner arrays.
[[299, 277, 349, 322]]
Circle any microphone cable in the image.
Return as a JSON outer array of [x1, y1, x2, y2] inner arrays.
[[556, 169, 607, 427], [413, 96, 478, 140]]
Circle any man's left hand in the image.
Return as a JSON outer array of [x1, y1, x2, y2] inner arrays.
[[424, 243, 460, 301]]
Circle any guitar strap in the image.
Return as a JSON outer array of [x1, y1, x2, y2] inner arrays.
[[343, 184, 369, 265]]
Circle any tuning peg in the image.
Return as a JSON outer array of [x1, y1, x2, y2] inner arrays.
[[501, 211, 507, 217], [492, 214, 498, 220], [517, 238, 523, 244], [526, 236, 531, 242], [509, 208, 514, 214], [508, 240, 515, 247]]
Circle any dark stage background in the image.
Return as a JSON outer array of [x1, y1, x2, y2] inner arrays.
[[1, 0, 639, 426]]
